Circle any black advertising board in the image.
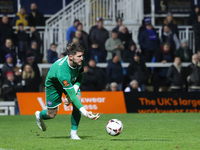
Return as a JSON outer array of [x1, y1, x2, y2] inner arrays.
[[124, 92, 200, 113], [0, 0, 14, 14]]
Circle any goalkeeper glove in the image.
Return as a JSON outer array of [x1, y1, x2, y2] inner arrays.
[[79, 107, 100, 120]]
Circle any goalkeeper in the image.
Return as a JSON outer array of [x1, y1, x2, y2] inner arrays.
[[35, 43, 100, 140]]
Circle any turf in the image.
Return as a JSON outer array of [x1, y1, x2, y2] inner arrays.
[[0, 113, 200, 150]]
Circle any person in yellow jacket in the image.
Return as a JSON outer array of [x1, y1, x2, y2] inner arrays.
[[12, 7, 28, 30]]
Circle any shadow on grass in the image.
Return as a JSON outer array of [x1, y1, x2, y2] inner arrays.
[[39, 136, 93, 139], [110, 139, 171, 142]]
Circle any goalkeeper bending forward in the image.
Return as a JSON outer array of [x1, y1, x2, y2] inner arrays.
[[35, 43, 100, 140]]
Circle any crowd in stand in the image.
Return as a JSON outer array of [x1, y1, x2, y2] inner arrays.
[[1, 4, 200, 105]]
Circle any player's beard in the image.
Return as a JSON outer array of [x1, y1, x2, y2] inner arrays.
[[71, 57, 82, 66]]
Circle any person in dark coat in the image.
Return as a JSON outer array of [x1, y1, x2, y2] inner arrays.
[[88, 59, 107, 91], [47, 43, 58, 63], [118, 25, 132, 50], [89, 18, 109, 60], [0, 38, 17, 64], [193, 14, 200, 52], [80, 65, 97, 91], [187, 5, 200, 25], [175, 39, 193, 62], [153, 43, 174, 91], [139, 21, 160, 62], [27, 41, 42, 63], [126, 53, 149, 91], [28, 3, 45, 26], [0, 15, 14, 47], [167, 57, 185, 92], [30, 26, 42, 49], [106, 53, 123, 90]]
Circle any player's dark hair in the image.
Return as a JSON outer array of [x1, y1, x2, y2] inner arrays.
[[66, 43, 85, 56]]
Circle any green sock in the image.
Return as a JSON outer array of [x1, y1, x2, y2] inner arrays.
[[71, 108, 81, 130], [39, 109, 51, 120]]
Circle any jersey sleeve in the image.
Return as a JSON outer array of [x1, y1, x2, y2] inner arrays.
[[57, 67, 83, 109]]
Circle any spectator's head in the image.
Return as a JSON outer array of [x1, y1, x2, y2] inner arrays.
[[119, 25, 127, 34], [112, 53, 120, 63], [5, 38, 13, 48], [30, 3, 37, 12], [73, 19, 80, 27], [5, 54, 13, 64], [97, 17, 103, 29], [30, 26, 36, 33], [144, 17, 151, 25], [26, 53, 35, 64], [111, 30, 118, 39], [22, 64, 35, 79], [163, 43, 171, 53], [181, 39, 188, 48], [84, 65, 89, 73], [76, 23, 83, 31], [31, 41, 37, 50], [110, 82, 118, 91], [116, 17, 123, 27], [20, 6, 26, 15], [129, 41, 136, 51], [166, 12, 173, 22], [18, 23, 24, 31], [197, 14, 200, 23], [192, 54, 199, 64], [6, 71, 14, 82], [174, 57, 181, 66], [50, 43, 57, 52], [88, 59, 96, 68], [194, 5, 199, 14], [60, 52, 67, 58], [130, 80, 139, 90], [163, 25, 171, 33], [134, 53, 140, 62], [91, 40, 98, 49], [66, 43, 85, 66], [2, 15, 9, 24], [75, 30, 82, 39], [72, 37, 80, 44]]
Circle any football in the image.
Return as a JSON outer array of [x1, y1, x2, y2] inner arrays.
[[106, 119, 123, 136]]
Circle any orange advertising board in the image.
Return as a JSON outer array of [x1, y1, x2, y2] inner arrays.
[[17, 92, 127, 115]]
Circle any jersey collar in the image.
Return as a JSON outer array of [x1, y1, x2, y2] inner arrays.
[[67, 56, 77, 69]]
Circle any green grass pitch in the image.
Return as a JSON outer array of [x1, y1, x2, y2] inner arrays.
[[0, 113, 200, 150]]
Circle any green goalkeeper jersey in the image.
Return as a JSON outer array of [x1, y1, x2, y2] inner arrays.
[[45, 55, 84, 109]]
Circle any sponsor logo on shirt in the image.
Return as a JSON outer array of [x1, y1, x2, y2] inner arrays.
[[63, 80, 70, 86]]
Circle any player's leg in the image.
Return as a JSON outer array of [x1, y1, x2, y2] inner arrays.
[[70, 91, 82, 140]]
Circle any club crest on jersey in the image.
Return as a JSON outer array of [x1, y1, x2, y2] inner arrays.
[[63, 80, 70, 86]]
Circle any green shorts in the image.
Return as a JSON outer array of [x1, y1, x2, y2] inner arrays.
[[46, 87, 81, 109]]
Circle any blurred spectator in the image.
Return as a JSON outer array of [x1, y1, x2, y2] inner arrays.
[[153, 43, 174, 91], [105, 30, 124, 61], [163, 12, 179, 38], [60, 52, 67, 59], [193, 14, 200, 52], [161, 24, 180, 52], [118, 25, 132, 50], [2, 71, 22, 101], [175, 39, 192, 62], [88, 40, 105, 62], [27, 41, 42, 63], [22, 53, 41, 92], [187, 5, 200, 25], [106, 54, 123, 90], [0, 15, 14, 47], [139, 20, 160, 62], [21, 64, 38, 92], [108, 82, 119, 91], [69, 30, 87, 49], [0, 39, 17, 64], [112, 17, 125, 33], [16, 23, 30, 63], [66, 19, 79, 42], [12, 7, 28, 29], [126, 53, 149, 91], [186, 54, 200, 92], [47, 43, 58, 63], [88, 59, 106, 91], [1, 54, 15, 81], [30, 26, 42, 49], [28, 3, 45, 26], [167, 57, 185, 92], [80, 65, 97, 91], [138, 18, 148, 41], [124, 80, 141, 92], [71, 37, 80, 44], [89, 18, 109, 60]]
